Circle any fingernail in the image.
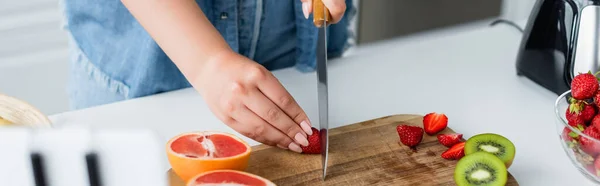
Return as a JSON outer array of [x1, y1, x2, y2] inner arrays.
[[302, 3, 309, 19], [295, 132, 309, 146], [300, 121, 312, 135], [288, 143, 302, 153], [277, 144, 288, 149]]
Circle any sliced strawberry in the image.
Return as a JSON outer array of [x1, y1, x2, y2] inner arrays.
[[396, 125, 424, 149], [301, 127, 321, 154], [437, 133, 463, 148], [423, 112, 448, 135], [441, 142, 465, 160], [580, 126, 600, 157]]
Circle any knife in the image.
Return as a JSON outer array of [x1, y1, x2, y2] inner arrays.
[[312, 0, 331, 180]]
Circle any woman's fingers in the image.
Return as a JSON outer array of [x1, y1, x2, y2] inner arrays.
[[254, 71, 313, 136], [243, 87, 310, 148], [227, 114, 302, 153], [301, 0, 345, 23], [322, 0, 346, 23], [300, 0, 312, 19]]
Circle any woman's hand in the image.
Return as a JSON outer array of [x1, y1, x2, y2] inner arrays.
[[301, 0, 346, 23], [193, 51, 313, 153]]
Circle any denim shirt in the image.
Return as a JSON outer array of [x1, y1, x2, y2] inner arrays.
[[60, 0, 355, 109]]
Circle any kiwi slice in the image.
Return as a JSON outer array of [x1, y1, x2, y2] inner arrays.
[[454, 151, 508, 186], [464, 133, 516, 168]]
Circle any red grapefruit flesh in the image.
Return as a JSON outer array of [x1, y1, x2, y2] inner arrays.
[[170, 133, 247, 158], [167, 131, 251, 182], [187, 170, 276, 186]]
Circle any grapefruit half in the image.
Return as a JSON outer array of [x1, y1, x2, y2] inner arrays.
[[186, 170, 276, 186], [167, 131, 251, 182]]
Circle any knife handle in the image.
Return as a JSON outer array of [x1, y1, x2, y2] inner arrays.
[[312, 0, 332, 27]]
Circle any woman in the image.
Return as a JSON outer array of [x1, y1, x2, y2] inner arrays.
[[60, 0, 355, 153]]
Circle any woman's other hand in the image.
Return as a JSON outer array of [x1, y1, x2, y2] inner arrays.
[[301, 0, 347, 23]]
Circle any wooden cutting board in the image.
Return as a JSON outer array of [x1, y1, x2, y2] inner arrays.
[[168, 114, 518, 186]]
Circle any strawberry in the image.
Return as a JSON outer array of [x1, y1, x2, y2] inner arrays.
[[571, 71, 600, 100], [592, 115, 600, 129], [437, 133, 463, 147], [580, 126, 600, 157], [441, 141, 465, 160], [423, 112, 448, 135], [587, 164, 597, 176], [566, 114, 585, 127], [562, 125, 585, 147], [594, 155, 600, 177], [594, 91, 600, 109], [301, 127, 321, 154], [566, 106, 586, 127], [582, 104, 597, 124], [396, 125, 424, 148]]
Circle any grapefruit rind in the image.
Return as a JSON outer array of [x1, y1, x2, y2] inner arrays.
[[167, 131, 252, 182], [186, 169, 277, 186]]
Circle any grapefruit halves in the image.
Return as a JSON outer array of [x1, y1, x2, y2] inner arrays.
[[187, 170, 276, 186], [167, 131, 251, 182]]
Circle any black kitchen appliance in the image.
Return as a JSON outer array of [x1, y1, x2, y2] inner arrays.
[[516, 0, 600, 95]]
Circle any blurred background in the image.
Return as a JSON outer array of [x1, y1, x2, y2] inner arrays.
[[0, 0, 537, 116]]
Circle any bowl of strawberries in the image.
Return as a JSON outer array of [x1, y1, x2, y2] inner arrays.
[[555, 71, 600, 183]]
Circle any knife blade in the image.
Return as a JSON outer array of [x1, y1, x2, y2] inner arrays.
[[312, 0, 331, 180]]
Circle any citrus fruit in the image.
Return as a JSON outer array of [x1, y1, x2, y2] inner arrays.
[[167, 131, 252, 182], [0, 116, 12, 125], [186, 170, 276, 186]]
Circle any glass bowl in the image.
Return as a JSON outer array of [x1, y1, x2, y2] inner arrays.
[[555, 90, 600, 183]]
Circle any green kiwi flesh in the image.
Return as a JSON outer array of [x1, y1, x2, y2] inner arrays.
[[454, 151, 507, 186], [464, 133, 516, 168]]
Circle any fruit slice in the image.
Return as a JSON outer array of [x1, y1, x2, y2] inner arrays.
[[437, 133, 463, 147], [454, 151, 507, 186], [167, 131, 251, 182], [0, 116, 12, 125], [464, 133, 516, 168], [441, 141, 465, 160], [301, 127, 321, 154], [423, 112, 448, 135], [186, 170, 276, 186]]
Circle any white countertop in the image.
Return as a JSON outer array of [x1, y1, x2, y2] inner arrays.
[[49, 20, 596, 185]]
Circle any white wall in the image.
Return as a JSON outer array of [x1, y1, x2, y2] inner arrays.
[[0, 0, 538, 116], [0, 0, 70, 116], [501, 0, 536, 21]]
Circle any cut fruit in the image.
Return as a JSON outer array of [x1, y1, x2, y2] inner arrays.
[[423, 112, 448, 135], [301, 127, 321, 154], [186, 170, 276, 186], [464, 133, 516, 168], [167, 131, 252, 182], [0, 116, 12, 125], [454, 151, 507, 186]]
